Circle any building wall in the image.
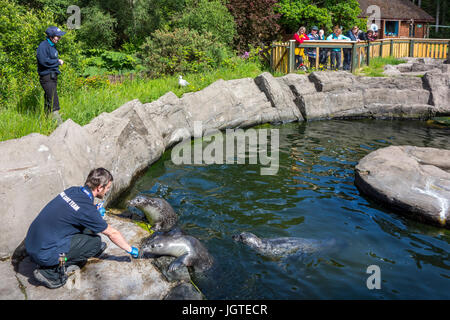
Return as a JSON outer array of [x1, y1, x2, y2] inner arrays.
[[414, 24, 426, 38], [380, 20, 427, 38], [399, 21, 410, 37]]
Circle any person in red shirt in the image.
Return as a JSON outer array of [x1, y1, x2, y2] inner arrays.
[[293, 26, 309, 70]]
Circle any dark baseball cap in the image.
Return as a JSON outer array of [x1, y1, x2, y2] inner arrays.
[[45, 26, 66, 37], [311, 26, 319, 31]]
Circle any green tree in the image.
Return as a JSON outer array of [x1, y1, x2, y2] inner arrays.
[[170, 0, 237, 47], [75, 5, 117, 50], [276, 0, 366, 34], [226, 0, 281, 52], [138, 28, 231, 78], [276, 0, 332, 32], [95, 0, 187, 48], [12, 0, 73, 25]]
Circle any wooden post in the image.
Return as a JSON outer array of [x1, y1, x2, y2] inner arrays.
[[409, 39, 415, 57], [316, 47, 319, 69], [351, 42, 358, 73], [379, 40, 383, 57], [447, 41, 450, 63], [390, 39, 394, 57], [289, 40, 296, 73], [270, 45, 274, 71], [366, 42, 370, 66]]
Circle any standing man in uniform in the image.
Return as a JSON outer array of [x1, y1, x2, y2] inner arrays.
[[36, 26, 66, 125], [25, 168, 140, 289]]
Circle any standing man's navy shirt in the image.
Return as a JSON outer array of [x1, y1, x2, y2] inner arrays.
[[25, 186, 108, 266], [36, 38, 60, 76]]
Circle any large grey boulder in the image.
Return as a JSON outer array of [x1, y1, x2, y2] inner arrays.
[[362, 88, 430, 106], [422, 71, 450, 114], [142, 93, 193, 148], [383, 64, 402, 76], [299, 90, 364, 120], [355, 75, 424, 90], [355, 146, 450, 229], [84, 108, 165, 203], [219, 77, 276, 127], [254, 72, 304, 121], [0, 120, 95, 259], [308, 71, 356, 92], [0, 258, 26, 299]]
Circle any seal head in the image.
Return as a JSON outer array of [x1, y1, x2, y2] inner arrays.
[[233, 232, 333, 258], [141, 231, 213, 272], [128, 195, 178, 232]]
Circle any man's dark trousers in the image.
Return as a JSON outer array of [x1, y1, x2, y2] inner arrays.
[[343, 49, 352, 70], [37, 229, 101, 283], [39, 73, 60, 112]]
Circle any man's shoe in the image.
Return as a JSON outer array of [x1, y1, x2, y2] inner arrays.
[[33, 268, 66, 289], [93, 242, 107, 258]]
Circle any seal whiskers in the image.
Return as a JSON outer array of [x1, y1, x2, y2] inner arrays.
[[128, 195, 178, 232]]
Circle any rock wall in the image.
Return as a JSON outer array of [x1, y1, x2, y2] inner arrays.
[[0, 61, 449, 299]]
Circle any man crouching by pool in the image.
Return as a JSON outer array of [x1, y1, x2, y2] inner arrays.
[[25, 168, 139, 289]]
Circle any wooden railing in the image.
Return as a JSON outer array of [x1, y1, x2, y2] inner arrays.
[[271, 38, 450, 74]]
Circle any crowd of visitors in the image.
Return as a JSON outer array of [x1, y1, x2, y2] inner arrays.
[[292, 24, 379, 71]]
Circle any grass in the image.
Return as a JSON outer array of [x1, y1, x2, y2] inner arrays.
[[0, 56, 415, 142], [0, 61, 264, 141], [355, 56, 406, 77]]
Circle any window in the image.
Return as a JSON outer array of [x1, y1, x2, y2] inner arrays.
[[385, 21, 399, 36]]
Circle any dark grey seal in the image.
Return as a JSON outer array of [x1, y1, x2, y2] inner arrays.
[[141, 231, 214, 272], [128, 195, 178, 232], [232, 232, 335, 258]]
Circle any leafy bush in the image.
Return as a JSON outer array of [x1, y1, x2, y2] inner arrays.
[[81, 49, 139, 77], [276, 0, 367, 34], [170, 0, 237, 47], [75, 5, 117, 50], [226, 0, 281, 53], [138, 28, 232, 78]]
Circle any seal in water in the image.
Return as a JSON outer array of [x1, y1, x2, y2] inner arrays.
[[141, 231, 214, 272], [128, 195, 178, 232], [232, 232, 334, 258]]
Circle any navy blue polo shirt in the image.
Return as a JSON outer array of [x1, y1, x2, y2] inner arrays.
[[36, 38, 60, 76], [25, 186, 108, 266]]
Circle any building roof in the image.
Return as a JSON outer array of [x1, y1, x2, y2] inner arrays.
[[357, 0, 435, 22]]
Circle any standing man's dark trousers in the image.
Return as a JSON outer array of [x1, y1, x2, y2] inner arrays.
[[39, 72, 60, 112], [35, 230, 102, 286], [343, 48, 352, 70]]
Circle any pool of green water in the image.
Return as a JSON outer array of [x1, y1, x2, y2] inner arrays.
[[121, 119, 450, 299]]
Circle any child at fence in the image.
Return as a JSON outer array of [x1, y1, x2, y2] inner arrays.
[[293, 26, 309, 71], [317, 29, 328, 70]]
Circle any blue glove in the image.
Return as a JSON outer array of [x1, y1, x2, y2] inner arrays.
[[96, 202, 106, 217], [128, 246, 139, 259]]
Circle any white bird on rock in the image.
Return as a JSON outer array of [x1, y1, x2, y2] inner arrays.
[[178, 75, 190, 87]]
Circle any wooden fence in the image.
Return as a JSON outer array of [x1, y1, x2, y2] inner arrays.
[[271, 38, 450, 74]]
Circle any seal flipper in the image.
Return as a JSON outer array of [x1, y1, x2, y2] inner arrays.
[[168, 253, 189, 272]]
